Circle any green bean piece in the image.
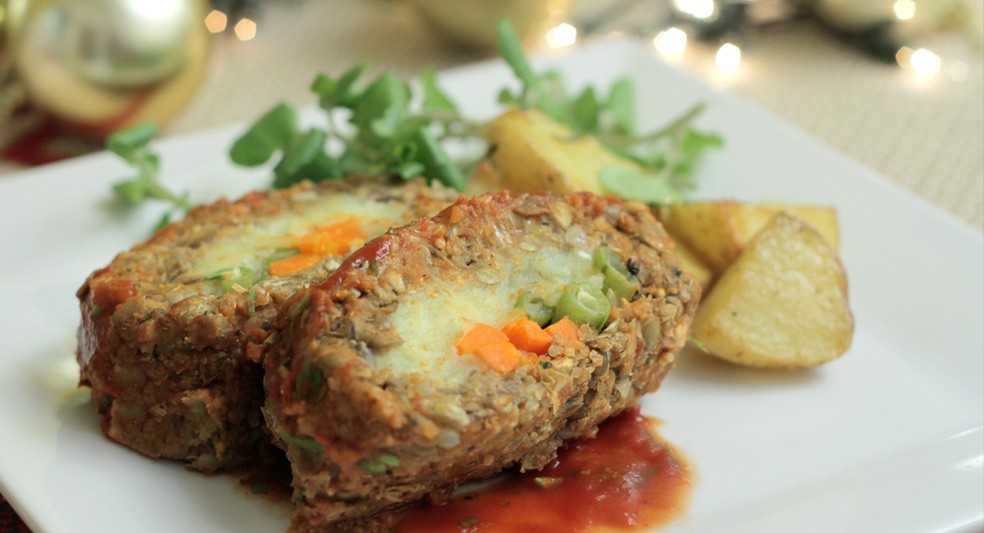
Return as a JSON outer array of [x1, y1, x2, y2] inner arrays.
[[552, 283, 611, 331], [593, 247, 641, 300], [593, 246, 625, 274], [516, 291, 554, 326]]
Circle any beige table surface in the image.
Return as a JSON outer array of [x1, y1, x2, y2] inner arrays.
[[5, 0, 984, 231]]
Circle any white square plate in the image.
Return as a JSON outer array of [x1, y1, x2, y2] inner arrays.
[[0, 39, 981, 533]]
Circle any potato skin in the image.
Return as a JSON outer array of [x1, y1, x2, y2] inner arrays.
[[263, 191, 700, 530], [656, 200, 839, 275], [482, 108, 646, 195], [76, 177, 457, 471], [691, 212, 854, 368]]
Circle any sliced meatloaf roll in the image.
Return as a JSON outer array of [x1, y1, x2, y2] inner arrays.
[[76, 176, 458, 471], [263, 191, 700, 530]]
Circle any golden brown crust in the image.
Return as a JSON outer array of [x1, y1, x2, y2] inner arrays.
[[263, 191, 700, 530], [77, 176, 458, 471]]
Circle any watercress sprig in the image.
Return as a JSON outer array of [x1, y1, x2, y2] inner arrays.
[[494, 20, 722, 204], [229, 64, 479, 192], [108, 122, 192, 229], [107, 20, 722, 226]]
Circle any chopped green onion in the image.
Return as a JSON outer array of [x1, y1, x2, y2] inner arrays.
[[246, 289, 257, 313], [276, 429, 324, 453], [534, 476, 564, 488], [259, 248, 299, 277], [295, 362, 325, 402], [359, 450, 400, 474], [688, 336, 709, 353], [290, 292, 312, 319], [458, 517, 480, 529]]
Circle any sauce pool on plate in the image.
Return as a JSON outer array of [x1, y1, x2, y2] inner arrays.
[[395, 407, 691, 532]]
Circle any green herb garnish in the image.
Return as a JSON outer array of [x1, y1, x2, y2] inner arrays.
[[688, 336, 709, 353], [108, 122, 194, 224], [246, 289, 257, 313], [358, 450, 400, 474], [533, 476, 564, 488], [458, 517, 480, 529], [108, 21, 721, 226], [295, 362, 325, 402], [229, 63, 474, 191], [494, 20, 722, 203], [290, 291, 312, 318], [275, 429, 324, 453]]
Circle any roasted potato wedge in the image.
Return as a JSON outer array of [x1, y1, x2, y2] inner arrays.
[[691, 212, 853, 368], [656, 200, 839, 274], [482, 108, 644, 194]]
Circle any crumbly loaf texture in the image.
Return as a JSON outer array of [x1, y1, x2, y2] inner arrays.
[[76, 177, 458, 471], [263, 191, 700, 531]]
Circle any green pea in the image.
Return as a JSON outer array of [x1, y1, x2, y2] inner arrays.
[[552, 283, 611, 331], [593, 247, 640, 301], [516, 291, 554, 326]]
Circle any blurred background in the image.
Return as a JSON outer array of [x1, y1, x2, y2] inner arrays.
[[0, 0, 981, 229]]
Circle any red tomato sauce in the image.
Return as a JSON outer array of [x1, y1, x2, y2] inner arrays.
[[395, 408, 691, 532]]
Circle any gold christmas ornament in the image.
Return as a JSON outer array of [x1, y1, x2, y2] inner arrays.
[[5, 0, 210, 137]]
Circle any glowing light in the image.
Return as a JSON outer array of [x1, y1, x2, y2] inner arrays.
[[234, 18, 257, 41], [653, 27, 688, 56], [910, 48, 941, 76], [673, 0, 716, 20], [715, 42, 741, 73], [545, 22, 577, 49], [893, 0, 916, 20], [131, 0, 182, 20], [895, 46, 913, 67], [204, 10, 228, 33]]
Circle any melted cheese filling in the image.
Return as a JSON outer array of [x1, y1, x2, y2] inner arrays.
[[182, 193, 408, 283], [376, 245, 602, 382]]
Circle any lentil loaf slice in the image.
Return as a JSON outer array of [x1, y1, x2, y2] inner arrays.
[[76, 176, 458, 471], [263, 191, 700, 530]]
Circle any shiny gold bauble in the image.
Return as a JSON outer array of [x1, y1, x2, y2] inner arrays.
[[5, 0, 210, 137]]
